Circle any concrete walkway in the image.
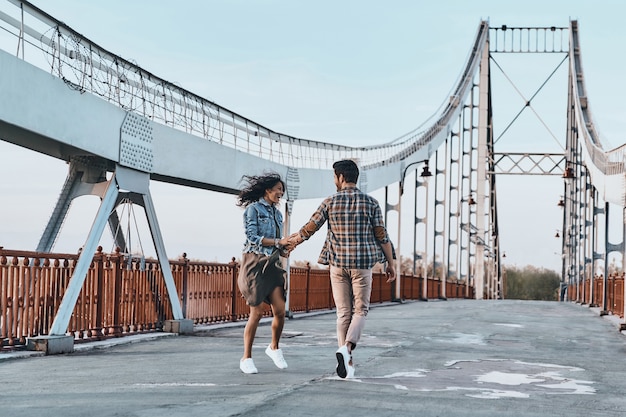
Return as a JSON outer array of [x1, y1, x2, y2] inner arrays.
[[1, 299, 626, 417]]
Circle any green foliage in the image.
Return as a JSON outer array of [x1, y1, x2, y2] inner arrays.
[[504, 265, 561, 301]]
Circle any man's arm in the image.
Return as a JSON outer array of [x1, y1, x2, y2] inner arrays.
[[285, 220, 317, 249], [379, 240, 396, 283], [299, 220, 319, 240], [373, 224, 396, 282], [284, 200, 328, 251]]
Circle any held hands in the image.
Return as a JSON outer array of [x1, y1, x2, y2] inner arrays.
[[277, 233, 304, 256], [287, 232, 304, 248]]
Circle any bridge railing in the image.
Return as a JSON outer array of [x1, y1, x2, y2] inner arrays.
[[568, 20, 626, 206], [568, 273, 624, 318], [0, 246, 471, 351]]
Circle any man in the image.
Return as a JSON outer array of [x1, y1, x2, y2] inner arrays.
[[288, 159, 396, 378]]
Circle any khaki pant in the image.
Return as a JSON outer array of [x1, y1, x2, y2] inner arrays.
[[329, 266, 373, 349]]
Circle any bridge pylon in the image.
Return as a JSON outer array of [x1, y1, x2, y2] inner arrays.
[[43, 165, 193, 343], [36, 156, 130, 253]]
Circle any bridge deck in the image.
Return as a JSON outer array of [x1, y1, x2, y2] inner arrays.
[[1, 300, 625, 416]]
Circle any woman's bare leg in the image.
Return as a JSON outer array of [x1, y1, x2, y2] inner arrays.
[[268, 286, 286, 349], [242, 305, 264, 359]]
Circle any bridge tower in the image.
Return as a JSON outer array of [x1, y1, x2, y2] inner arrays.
[[385, 22, 625, 303]]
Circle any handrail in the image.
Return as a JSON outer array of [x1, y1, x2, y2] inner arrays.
[[568, 20, 626, 205], [0, 247, 472, 350], [0, 0, 485, 176]]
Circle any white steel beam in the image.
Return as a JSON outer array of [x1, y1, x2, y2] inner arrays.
[[49, 176, 119, 335]]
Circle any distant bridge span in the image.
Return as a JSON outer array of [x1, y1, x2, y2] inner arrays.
[[1, 0, 625, 341]]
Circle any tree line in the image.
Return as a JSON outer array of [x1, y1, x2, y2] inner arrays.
[[294, 256, 562, 301], [504, 265, 560, 301]]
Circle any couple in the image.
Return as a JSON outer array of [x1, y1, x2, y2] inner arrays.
[[236, 159, 396, 378]]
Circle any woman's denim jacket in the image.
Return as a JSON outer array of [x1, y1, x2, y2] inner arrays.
[[242, 198, 283, 256]]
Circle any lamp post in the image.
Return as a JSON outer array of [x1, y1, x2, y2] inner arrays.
[[399, 159, 433, 197], [397, 159, 432, 301]]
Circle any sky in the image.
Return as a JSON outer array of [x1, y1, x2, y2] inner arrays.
[[1, 0, 625, 273]]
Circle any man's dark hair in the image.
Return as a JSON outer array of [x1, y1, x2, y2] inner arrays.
[[333, 159, 359, 183]]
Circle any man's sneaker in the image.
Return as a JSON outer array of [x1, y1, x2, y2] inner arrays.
[[336, 345, 351, 378], [346, 363, 356, 379], [240, 358, 258, 374], [265, 345, 288, 369]]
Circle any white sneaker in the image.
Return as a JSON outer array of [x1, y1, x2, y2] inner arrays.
[[240, 358, 258, 374], [346, 363, 356, 379], [336, 345, 351, 378], [265, 345, 288, 369]]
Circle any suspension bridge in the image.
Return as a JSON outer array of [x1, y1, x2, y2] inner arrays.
[[1, 0, 625, 355]]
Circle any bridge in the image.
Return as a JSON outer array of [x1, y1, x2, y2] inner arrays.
[[0, 0, 625, 354]]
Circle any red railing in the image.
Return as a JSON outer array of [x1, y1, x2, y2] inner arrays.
[[567, 273, 624, 318], [0, 247, 473, 351]]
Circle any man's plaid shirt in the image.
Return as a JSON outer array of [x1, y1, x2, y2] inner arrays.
[[302, 186, 391, 269]]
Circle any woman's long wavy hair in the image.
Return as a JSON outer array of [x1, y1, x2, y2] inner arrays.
[[237, 173, 285, 207]]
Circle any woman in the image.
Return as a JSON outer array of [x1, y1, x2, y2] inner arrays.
[[236, 173, 291, 374]]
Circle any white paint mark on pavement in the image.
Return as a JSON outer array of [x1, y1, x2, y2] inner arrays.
[[342, 359, 596, 399], [134, 383, 218, 387]]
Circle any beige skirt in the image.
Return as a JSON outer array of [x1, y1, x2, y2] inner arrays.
[[237, 251, 286, 306]]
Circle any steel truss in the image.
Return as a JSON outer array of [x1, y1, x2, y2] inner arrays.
[[562, 21, 626, 310], [386, 22, 625, 302]]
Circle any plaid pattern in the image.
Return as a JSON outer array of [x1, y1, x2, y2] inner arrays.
[[308, 187, 390, 269]]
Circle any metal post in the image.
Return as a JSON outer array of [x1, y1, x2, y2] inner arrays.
[[440, 141, 449, 300], [422, 178, 429, 299], [474, 37, 490, 299], [590, 188, 598, 305], [622, 207, 626, 329], [143, 190, 184, 320], [396, 182, 402, 301], [50, 176, 119, 335], [602, 202, 610, 314], [559, 182, 567, 301], [284, 200, 292, 317]]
